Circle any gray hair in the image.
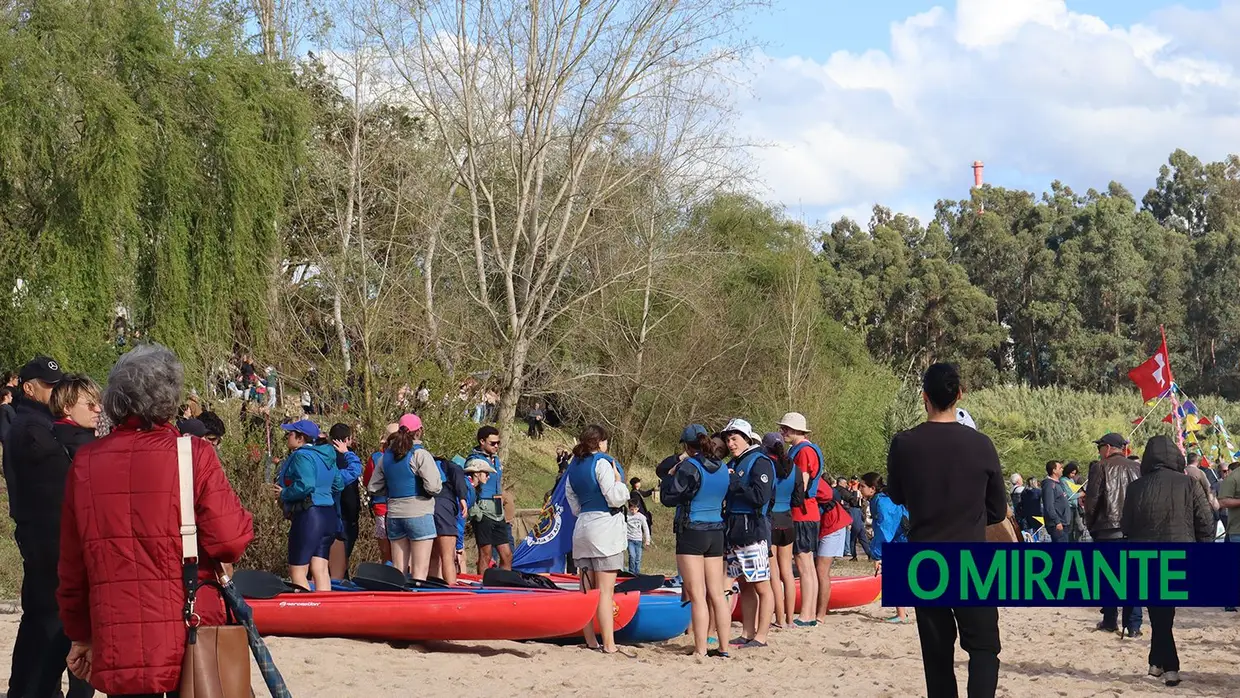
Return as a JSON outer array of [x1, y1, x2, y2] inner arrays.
[[102, 344, 185, 428]]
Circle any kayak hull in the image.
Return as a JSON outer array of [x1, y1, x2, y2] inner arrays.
[[250, 590, 601, 641], [731, 575, 881, 621], [614, 591, 692, 644]]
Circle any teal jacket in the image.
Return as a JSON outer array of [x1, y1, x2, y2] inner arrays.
[[279, 443, 343, 507]]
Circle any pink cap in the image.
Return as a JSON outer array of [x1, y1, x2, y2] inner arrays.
[[398, 413, 423, 432]]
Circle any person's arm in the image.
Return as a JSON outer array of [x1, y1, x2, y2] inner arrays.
[[641, 516, 652, 545], [280, 452, 314, 503], [1041, 482, 1063, 527], [659, 462, 701, 506], [565, 474, 582, 515], [1201, 472, 1220, 511], [597, 458, 631, 508], [413, 450, 443, 495], [885, 436, 905, 506], [1120, 482, 1135, 538], [193, 441, 255, 563], [453, 468, 469, 516], [1220, 477, 1240, 508], [367, 455, 387, 494], [982, 440, 1006, 525], [1190, 480, 1215, 542], [57, 463, 91, 643], [1084, 462, 1101, 521]]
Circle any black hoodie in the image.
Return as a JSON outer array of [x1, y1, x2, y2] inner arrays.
[[1121, 435, 1214, 543], [659, 454, 726, 532]]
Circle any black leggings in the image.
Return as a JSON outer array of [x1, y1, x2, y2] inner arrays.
[[340, 481, 361, 561]]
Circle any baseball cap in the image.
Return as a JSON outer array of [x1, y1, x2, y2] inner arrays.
[[680, 424, 709, 443], [398, 413, 423, 432], [1094, 433, 1128, 448], [761, 432, 783, 453], [177, 418, 207, 438], [281, 419, 321, 441], [19, 356, 64, 385]]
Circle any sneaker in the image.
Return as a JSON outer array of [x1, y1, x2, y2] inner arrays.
[[1148, 665, 1164, 678], [1164, 670, 1181, 687], [793, 619, 818, 628], [740, 639, 768, 649], [1125, 628, 1143, 639], [728, 636, 751, 647]]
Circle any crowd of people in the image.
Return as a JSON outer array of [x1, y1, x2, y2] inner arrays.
[[4, 347, 1240, 696]]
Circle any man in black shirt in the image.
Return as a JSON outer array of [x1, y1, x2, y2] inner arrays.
[[888, 363, 1007, 698]]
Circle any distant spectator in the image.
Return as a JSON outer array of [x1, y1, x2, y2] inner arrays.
[[526, 400, 547, 439], [629, 476, 654, 532], [199, 410, 226, 448], [0, 386, 16, 443]]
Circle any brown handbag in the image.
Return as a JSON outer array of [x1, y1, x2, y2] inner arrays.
[[177, 436, 254, 698], [985, 514, 1022, 543]]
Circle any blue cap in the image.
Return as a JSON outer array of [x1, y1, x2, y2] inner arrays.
[[680, 424, 709, 443], [281, 419, 321, 440]]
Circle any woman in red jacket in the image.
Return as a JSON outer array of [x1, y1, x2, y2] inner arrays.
[[57, 344, 254, 697]]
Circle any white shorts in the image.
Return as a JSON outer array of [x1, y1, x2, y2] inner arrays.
[[817, 526, 847, 558], [373, 514, 387, 539], [726, 541, 771, 583]]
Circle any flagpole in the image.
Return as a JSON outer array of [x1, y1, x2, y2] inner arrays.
[[1161, 325, 1187, 456], [1127, 394, 1167, 442]]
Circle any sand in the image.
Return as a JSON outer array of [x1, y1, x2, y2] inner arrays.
[[3, 602, 1237, 697]]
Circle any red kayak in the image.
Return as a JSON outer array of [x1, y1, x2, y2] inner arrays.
[[249, 590, 602, 641], [730, 575, 882, 621], [455, 574, 642, 639]]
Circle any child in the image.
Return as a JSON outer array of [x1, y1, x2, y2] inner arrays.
[[626, 497, 652, 575]]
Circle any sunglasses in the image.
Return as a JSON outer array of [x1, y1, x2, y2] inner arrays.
[[486, 440, 501, 447]]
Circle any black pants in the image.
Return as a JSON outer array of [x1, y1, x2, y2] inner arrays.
[[340, 481, 361, 563], [1100, 605, 1143, 631], [527, 419, 544, 439], [914, 606, 1001, 698], [9, 525, 95, 698], [1148, 606, 1179, 672]]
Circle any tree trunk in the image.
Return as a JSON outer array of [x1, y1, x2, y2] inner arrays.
[[496, 336, 531, 463], [423, 178, 460, 375]]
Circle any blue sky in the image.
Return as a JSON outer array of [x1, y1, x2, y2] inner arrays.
[[732, 0, 1240, 227]]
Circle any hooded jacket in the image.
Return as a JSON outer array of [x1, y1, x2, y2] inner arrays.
[[1121, 436, 1214, 543], [1085, 452, 1141, 537]]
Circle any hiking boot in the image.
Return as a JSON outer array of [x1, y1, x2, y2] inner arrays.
[[1164, 670, 1181, 687]]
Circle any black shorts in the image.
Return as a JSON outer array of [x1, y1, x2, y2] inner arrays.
[[794, 520, 820, 555], [474, 516, 512, 548], [770, 526, 795, 548], [676, 527, 725, 557]]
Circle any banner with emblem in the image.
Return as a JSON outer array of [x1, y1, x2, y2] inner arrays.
[[512, 474, 576, 573]]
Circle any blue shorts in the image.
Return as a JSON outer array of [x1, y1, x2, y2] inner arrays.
[[288, 505, 337, 566], [387, 514, 437, 542]]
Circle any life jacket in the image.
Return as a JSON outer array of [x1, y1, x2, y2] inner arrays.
[[470, 449, 503, 499], [383, 444, 441, 498], [727, 448, 773, 516], [771, 464, 797, 514], [567, 452, 625, 514], [684, 456, 728, 524], [787, 441, 824, 498]]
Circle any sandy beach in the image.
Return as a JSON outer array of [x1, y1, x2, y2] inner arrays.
[[4, 602, 1236, 697]]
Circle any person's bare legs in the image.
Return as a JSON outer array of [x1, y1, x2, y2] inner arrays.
[[815, 555, 834, 621], [288, 564, 310, 590], [704, 556, 731, 652], [594, 570, 619, 652], [435, 536, 458, 584], [769, 553, 785, 627], [753, 580, 773, 644], [410, 538, 435, 581], [390, 538, 411, 576], [328, 539, 347, 579], [497, 543, 513, 570], [776, 545, 795, 626], [796, 551, 817, 623], [580, 570, 599, 648], [309, 556, 331, 592], [378, 537, 392, 564], [740, 584, 757, 640], [678, 555, 710, 655], [477, 544, 492, 574]]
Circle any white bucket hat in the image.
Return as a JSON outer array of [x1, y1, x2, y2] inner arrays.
[[722, 418, 761, 444], [956, 408, 976, 430], [777, 412, 811, 434]]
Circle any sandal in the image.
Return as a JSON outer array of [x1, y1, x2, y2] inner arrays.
[[728, 636, 751, 646], [740, 639, 768, 649]]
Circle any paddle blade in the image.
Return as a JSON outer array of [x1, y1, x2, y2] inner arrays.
[[616, 574, 666, 594], [353, 562, 411, 592], [231, 569, 291, 600]]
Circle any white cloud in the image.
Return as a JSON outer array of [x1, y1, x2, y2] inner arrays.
[[737, 0, 1240, 225]]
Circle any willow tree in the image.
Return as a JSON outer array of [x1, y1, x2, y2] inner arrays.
[[0, 0, 305, 379], [370, 0, 758, 447]]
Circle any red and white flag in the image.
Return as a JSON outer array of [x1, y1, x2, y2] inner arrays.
[[1128, 339, 1172, 402]]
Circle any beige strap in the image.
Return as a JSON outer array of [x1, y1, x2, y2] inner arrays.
[[177, 436, 198, 561]]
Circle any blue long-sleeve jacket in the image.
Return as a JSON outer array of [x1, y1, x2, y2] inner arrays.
[[869, 492, 908, 561], [336, 449, 363, 486], [279, 444, 341, 506]]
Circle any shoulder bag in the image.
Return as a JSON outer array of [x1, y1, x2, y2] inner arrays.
[[177, 436, 254, 698]]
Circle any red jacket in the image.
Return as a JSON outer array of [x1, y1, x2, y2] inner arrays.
[[58, 421, 254, 695], [818, 483, 851, 536]]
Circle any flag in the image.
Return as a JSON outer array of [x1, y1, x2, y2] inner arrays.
[[1162, 413, 1174, 424], [511, 475, 576, 573], [1128, 340, 1172, 402], [1132, 417, 1145, 426]]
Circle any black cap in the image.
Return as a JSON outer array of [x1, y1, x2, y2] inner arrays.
[[177, 418, 207, 438], [19, 356, 64, 385], [1094, 433, 1128, 448]]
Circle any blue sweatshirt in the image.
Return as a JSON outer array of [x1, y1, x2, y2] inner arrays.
[[280, 444, 343, 507], [869, 492, 908, 561]]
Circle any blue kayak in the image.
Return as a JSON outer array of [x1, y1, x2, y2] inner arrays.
[[614, 591, 691, 644]]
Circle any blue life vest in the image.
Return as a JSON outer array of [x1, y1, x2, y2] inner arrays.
[[472, 450, 503, 499], [771, 465, 796, 513], [727, 448, 773, 515], [788, 441, 824, 498], [567, 452, 625, 514], [685, 456, 728, 524], [383, 444, 440, 498], [369, 452, 386, 504]]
